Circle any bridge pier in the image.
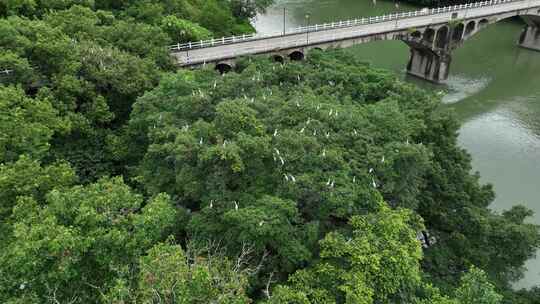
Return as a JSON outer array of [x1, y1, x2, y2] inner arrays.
[[406, 48, 451, 83], [519, 25, 540, 51]]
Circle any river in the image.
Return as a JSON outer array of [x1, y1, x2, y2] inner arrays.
[[253, 0, 540, 289]]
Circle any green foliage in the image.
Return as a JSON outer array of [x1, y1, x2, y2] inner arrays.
[[161, 15, 212, 43], [0, 86, 68, 163], [133, 241, 251, 303], [454, 266, 503, 304], [0, 177, 178, 303], [0, 0, 538, 300], [269, 204, 423, 304]]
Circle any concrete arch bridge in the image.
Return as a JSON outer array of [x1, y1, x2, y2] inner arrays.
[[170, 0, 540, 83]]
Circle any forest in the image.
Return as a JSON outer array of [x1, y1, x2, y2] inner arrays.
[[0, 0, 539, 303]]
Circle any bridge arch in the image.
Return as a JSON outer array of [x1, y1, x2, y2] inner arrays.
[[423, 28, 435, 44], [436, 26, 450, 48], [464, 21, 476, 36], [478, 19, 489, 29], [272, 54, 285, 63], [215, 62, 232, 74], [452, 23, 465, 42], [289, 50, 305, 61], [411, 30, 422, 39]]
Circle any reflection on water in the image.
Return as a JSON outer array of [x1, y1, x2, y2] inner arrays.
[[254, 0, 540, 288]]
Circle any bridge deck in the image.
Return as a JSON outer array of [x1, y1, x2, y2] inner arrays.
[[171, 0, 540, 66]]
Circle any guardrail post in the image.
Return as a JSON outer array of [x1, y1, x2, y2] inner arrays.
[[189, 42, 192, 48]]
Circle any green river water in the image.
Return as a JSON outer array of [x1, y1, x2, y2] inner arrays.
[[253, 0, 540, 289]]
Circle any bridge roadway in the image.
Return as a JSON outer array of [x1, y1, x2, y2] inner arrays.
[[171, 0, 540, 82]]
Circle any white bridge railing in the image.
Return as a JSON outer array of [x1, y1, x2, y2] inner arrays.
[[170, 0, 524, 52]]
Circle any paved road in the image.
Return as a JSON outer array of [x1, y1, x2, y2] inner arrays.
[[172, 0, 540, 66]]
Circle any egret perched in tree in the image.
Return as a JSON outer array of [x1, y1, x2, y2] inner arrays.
[[329, 109, 333, 116], [322, 148, 326, 157], [372, 178, 377, 188], [307, 118, 311, 125], [353, 176, 356, 183], [313, 129, 317, 136], [381, 155, 385, 163], [297, 75, 301, 81], [369, 168, 374, 173], [353, 129, 358, 136], [210, 200, 213, 208], [223, 140, 228, 147], [274, 129, 279, 137], [300, 127, 305, 134], [199, 138, 203, 145], [234, 201, 239, 211], [284, 174, 289, 181], [274, 148, 280, 155], [325, 132, 330, 139], [289, 174, 296, 183], [326, 178, 331, 186], [296, 101, 300, 107], [213, 80, 217, 89], [330, 180, 335, 188], [279, 156, 285, 165], [259, 220, 265, 226]]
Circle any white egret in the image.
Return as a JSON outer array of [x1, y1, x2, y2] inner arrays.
[[274, 129, 279, 137], [213, 80, 217, 89], [289, 174, 296, 183], [300, 127, 305, 133], [326, 178, 331, 186], [369, 168, 374, 173], [199, 138, 203, 145], [284, 174, 289, 181], [329, 109, 333, 116], [353, 176, 356, 183], [322, 149, 326, 157], [234, 201, 239, 211], [279, 156, 285, 165], [210, 200, 214, 208], [330, 180, 335, 188], [259, 220, 265, 226], [274, 148, 280, 155], [372, 178, 377, 188], [381, 155, 385, 163]]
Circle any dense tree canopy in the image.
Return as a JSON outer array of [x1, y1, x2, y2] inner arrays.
[[0, 0, 539, 303]]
